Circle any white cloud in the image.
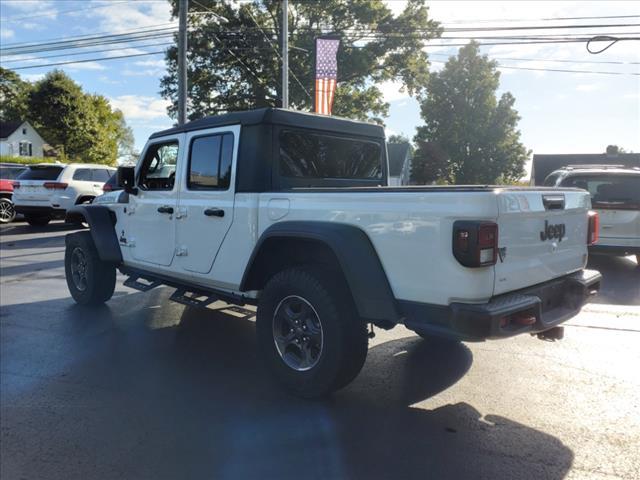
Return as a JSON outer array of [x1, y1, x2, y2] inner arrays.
[[86, 1, 174, 33], [379, 80, 410, 103], [1, 28, 14, 39], [66, 62, 107, 71], [134, 59, 166, 68], [109, 95, 171, 121], [21, 73, 45, 82], [576, 83, 601, 92]]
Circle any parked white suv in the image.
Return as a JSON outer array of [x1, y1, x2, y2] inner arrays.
[[13, 163, 115, 226], [544, 165, 640, 263]]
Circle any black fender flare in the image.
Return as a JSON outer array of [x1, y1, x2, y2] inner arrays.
[[240, 221, 400, 323], [65, 205, 122, 263]]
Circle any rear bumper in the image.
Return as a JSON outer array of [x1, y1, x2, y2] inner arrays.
[[403, 269, 602, 341], [589, 244, 640, 256], [14, 205, 66, 218]]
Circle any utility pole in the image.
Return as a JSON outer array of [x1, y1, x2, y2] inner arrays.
[[178, 0, 188, 125], [281, 0, 289, 109]]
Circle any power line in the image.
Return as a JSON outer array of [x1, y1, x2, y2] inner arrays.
[[0, 42, 174, 64], [429, 60, 639, 76], [427, 52, 640, 66], [1, 1, 131, 23], [232, 0, 312, 100], [10, 51, 166, 70]]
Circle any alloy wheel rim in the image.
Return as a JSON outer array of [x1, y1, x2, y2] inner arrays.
[[70, 247, 88, 292], [0, 201, 14, 222], [272, 295, 324, 371]]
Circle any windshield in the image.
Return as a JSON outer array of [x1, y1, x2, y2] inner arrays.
[[17, 165, 64, 181], [560, 173, 640, 209]]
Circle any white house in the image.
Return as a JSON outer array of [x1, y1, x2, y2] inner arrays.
[[0, 120, 47, 158]]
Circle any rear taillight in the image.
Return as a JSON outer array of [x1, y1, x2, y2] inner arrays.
[[102, 183, 113, 192], [11, 181, 20, 189], [453, 221, 499, 267], [43, 182, 68, 190], [587, 210, 599, 246]]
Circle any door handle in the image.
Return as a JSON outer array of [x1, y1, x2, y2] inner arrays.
[[204, 208, 224, 217], [157, 206, 174, 214]]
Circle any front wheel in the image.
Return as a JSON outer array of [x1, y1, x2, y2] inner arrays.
[[0, 198, 16, 223], [65, 231, 116, 305], [256, 267, 368, 398]]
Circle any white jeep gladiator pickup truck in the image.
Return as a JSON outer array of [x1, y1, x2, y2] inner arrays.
[[64, 108, 601, 398]]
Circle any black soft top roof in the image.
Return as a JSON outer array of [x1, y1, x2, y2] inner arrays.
[[150, 107, 385, 139]]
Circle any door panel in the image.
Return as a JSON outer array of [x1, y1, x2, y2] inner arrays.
[[127, 137, 182, 267], [176, 126, 239, 275]]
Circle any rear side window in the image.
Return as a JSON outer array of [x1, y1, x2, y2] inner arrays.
[[560, 174, 640, 209], [91, 169, 112, 182], [73, 168, 92, 181], [17, 166, 64, 181], [188, 133, 234, 190], [279, 130, 382, 180], [0, 167, 26, 179]]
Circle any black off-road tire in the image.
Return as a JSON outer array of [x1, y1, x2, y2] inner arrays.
[[26, 214, 51, 226], [65, 231, 116, 305], [256, 266, 368, 399]]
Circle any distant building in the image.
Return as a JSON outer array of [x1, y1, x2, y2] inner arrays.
[[531, 149, 640, 185], [387, 143, 412, 186], [0, 120, 48, 158]]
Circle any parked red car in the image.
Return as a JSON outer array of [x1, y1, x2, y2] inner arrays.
[[0, 163, 26, 223]]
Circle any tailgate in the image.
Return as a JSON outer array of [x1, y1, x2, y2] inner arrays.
[[494, 190, 590, 295], [13, 165, 64, 203], [14, 180, 51, 202]]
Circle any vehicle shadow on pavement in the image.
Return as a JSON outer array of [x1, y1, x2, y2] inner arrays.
[[0, 292, 573, 480], [0, 221, 80, 237], [587, 255, 640, 306]]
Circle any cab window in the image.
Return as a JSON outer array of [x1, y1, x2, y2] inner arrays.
[[187, 133, 234, 190], [543, 173, 560, 186], [138, 141, 179, 191]]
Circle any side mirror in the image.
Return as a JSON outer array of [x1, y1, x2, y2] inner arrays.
[[117, 166, 137, 195]]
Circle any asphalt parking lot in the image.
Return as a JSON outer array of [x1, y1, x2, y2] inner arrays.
[[1, 221, 639, 480]]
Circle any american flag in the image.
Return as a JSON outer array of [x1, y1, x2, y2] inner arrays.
[[315, 38, 340, 115]]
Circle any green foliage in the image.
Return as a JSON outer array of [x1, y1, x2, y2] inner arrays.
[[413, 42, 529, 184], [0, 155, 64, 165], [0, 67, 32, 122], [161, 0, 441, 122], [1, 69, 133, 165]]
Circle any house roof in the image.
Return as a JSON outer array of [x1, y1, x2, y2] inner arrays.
[[150, 108, 385, 139], [0, 120, 25, 139], [387, 143, 411, 176], [532, 153, 640, 185]]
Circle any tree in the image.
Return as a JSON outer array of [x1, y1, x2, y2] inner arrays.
[[26, 70, 131, 164], [414, 42, 529, 184], [161, 0, 441, 122], [0, 67, 31, 122]]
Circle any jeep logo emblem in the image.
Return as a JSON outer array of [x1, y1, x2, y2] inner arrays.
[[540, 220, 565, 242]]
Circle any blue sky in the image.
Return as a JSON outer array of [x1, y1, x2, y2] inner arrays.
[[1, 0, 639, 173]]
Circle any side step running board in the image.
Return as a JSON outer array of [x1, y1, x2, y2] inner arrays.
[[123, 275, 161, 292], [169, 288, 218, 308]]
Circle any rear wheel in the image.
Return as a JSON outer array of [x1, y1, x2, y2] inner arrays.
[[0, 198, 16, 223], [65, 231, 116, 305], [256, 266, 368, 398], [26, 214, 51, 226]]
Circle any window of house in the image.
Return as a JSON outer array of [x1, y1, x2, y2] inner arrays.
[[138, 141, 179, 191], [188, 133, 234, 190], [279, 130, 382, 180], [22, 128, 27, 135], [19, 141, 32, 157]]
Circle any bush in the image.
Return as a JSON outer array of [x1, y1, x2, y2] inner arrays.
[[0, 155, 65, 165]]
